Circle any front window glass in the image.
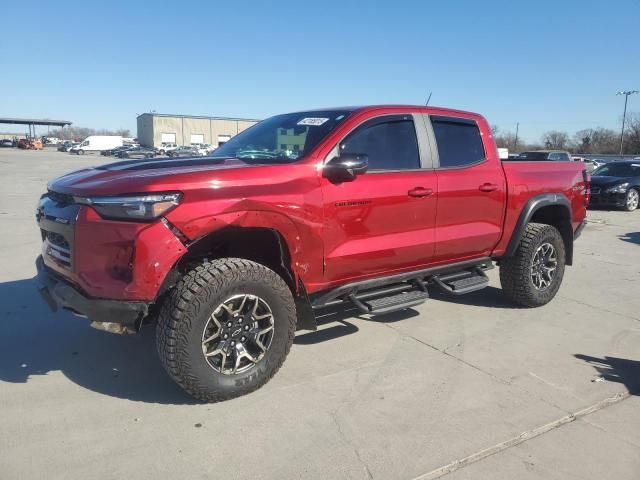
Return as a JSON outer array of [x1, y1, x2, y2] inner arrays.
[[340, 117, 420, 170], [212, 110, 351, 163], [593, 163, 640, 177]]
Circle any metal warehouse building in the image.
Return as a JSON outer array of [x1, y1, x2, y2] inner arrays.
[[136, 113, 259, 148]]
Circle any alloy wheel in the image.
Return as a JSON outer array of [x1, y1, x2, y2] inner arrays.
[[530, 242, 557, 290], [627, 189, 639, 210], [201, 294, 275, 375]]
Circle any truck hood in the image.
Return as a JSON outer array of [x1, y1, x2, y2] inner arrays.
[[48, 156, 259, 196]]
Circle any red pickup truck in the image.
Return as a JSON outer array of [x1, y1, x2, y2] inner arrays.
[[36, 105, 589, 401]]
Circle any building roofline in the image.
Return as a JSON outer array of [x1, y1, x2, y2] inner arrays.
[[137, 113, 261, 122]]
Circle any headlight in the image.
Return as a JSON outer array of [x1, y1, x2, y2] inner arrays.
[[75, 193, 182, 221], [605, 183, 629, 194]]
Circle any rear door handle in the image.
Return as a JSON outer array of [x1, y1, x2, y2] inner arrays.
[[479, 183, 498, 192], [408, 187, 434, 198]]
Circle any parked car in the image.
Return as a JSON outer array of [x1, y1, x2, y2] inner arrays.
[[101, 145, 138, 156], [190, 143, 213, 156], [167, 146, 199, 157], [115, 146, 156, 159], [155, 143, 178, 155], [57, 142, 78, 152], [511, 150, 572, 161], [201, 143, 216, 155], [589, 161, 640, 211], [35, 105, 588, 402], [581, 158, 603, 173], [0, 139, 14, 148]]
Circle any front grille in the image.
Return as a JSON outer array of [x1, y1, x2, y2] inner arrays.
[[47, 231, 70, 250], [38, 192, 79, 272], [43, 234, 72, 269]]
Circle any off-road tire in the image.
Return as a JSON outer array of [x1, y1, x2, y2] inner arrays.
[[156, 258, 296, 402], [499, 223, 565, 307], [623, 188, 639, 211]]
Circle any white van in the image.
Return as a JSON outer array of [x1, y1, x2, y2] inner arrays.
[[71, 136, 123, 155]]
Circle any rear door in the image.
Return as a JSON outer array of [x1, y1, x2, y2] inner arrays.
[[427, 115, 506, 262], [320, 113, 438, 284]]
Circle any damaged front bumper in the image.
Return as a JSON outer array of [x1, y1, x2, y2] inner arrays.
[[36, 256, 150, 334]]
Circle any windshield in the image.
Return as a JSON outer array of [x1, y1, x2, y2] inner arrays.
[[593, 163, 640, 177], [212, 110, 351, 163]]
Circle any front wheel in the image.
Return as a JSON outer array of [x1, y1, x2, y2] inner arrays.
[[77, 149, 85, 155], [156, 258, 297, 402], [499, 223, 566, 307], [624, 188, 639, 211]]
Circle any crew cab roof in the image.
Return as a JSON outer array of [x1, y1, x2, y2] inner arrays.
[[287, 104, 482, 118]]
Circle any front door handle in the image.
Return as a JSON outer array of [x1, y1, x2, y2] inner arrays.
[[408, 187, 434, 198], [479, 183, 498, 192]]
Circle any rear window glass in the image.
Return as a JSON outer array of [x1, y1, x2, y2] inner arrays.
[[431, 117, 485, 168]]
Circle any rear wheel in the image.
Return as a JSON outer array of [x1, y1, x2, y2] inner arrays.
[[77, 149, 85, 155], [156, 258, 296, 402], [500, 223, 565, 307], [624, 188, 639, 211]]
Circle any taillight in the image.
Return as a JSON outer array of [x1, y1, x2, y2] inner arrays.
[[582, 169, 591, 206]]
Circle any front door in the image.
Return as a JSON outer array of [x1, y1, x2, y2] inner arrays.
[[320, 114, 438, 285]]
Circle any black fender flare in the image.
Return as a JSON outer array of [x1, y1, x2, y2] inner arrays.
[[504, 193, 574, 264]]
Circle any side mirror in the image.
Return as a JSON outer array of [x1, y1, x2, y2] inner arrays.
[[323, 153, 368, 182]]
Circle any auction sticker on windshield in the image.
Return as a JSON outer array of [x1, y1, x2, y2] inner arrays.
[[297, 118, 329, 126]]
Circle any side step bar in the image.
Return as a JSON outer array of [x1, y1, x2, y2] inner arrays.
[[350, 288, 429, 315], [310, 258, 494, 315], [432, 267, 489, 295]]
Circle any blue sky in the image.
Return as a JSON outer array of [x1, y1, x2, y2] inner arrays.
[[1, 0, 638, 141]]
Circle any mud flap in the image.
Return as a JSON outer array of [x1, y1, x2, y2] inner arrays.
[[295, 279, 317, 331]]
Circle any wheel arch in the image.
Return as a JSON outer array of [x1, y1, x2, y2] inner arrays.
[[167, 222, 317, 331], [504, 193, 574, 265]]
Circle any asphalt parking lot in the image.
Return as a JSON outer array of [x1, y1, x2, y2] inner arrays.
[[1, 148, 639, 480]]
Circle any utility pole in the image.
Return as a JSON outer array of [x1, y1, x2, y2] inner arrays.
[[617, 90, 638, 155], [514, 122, 519, 150]]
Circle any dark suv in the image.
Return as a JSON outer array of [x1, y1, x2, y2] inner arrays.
[[512, 150, 572, 161]]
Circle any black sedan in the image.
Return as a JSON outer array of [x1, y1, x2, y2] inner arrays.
[[167, 146, 199, 157], [102, 145, 135, 156], [589, 161, 640, 211], [115, 146, 156, 159], [57, 142, 77, 152]]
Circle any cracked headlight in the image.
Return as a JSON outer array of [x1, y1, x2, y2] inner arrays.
[[75, 193, 182, 221]]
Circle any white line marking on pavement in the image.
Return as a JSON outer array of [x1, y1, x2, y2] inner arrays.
[[412, 391, 630, 480]]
